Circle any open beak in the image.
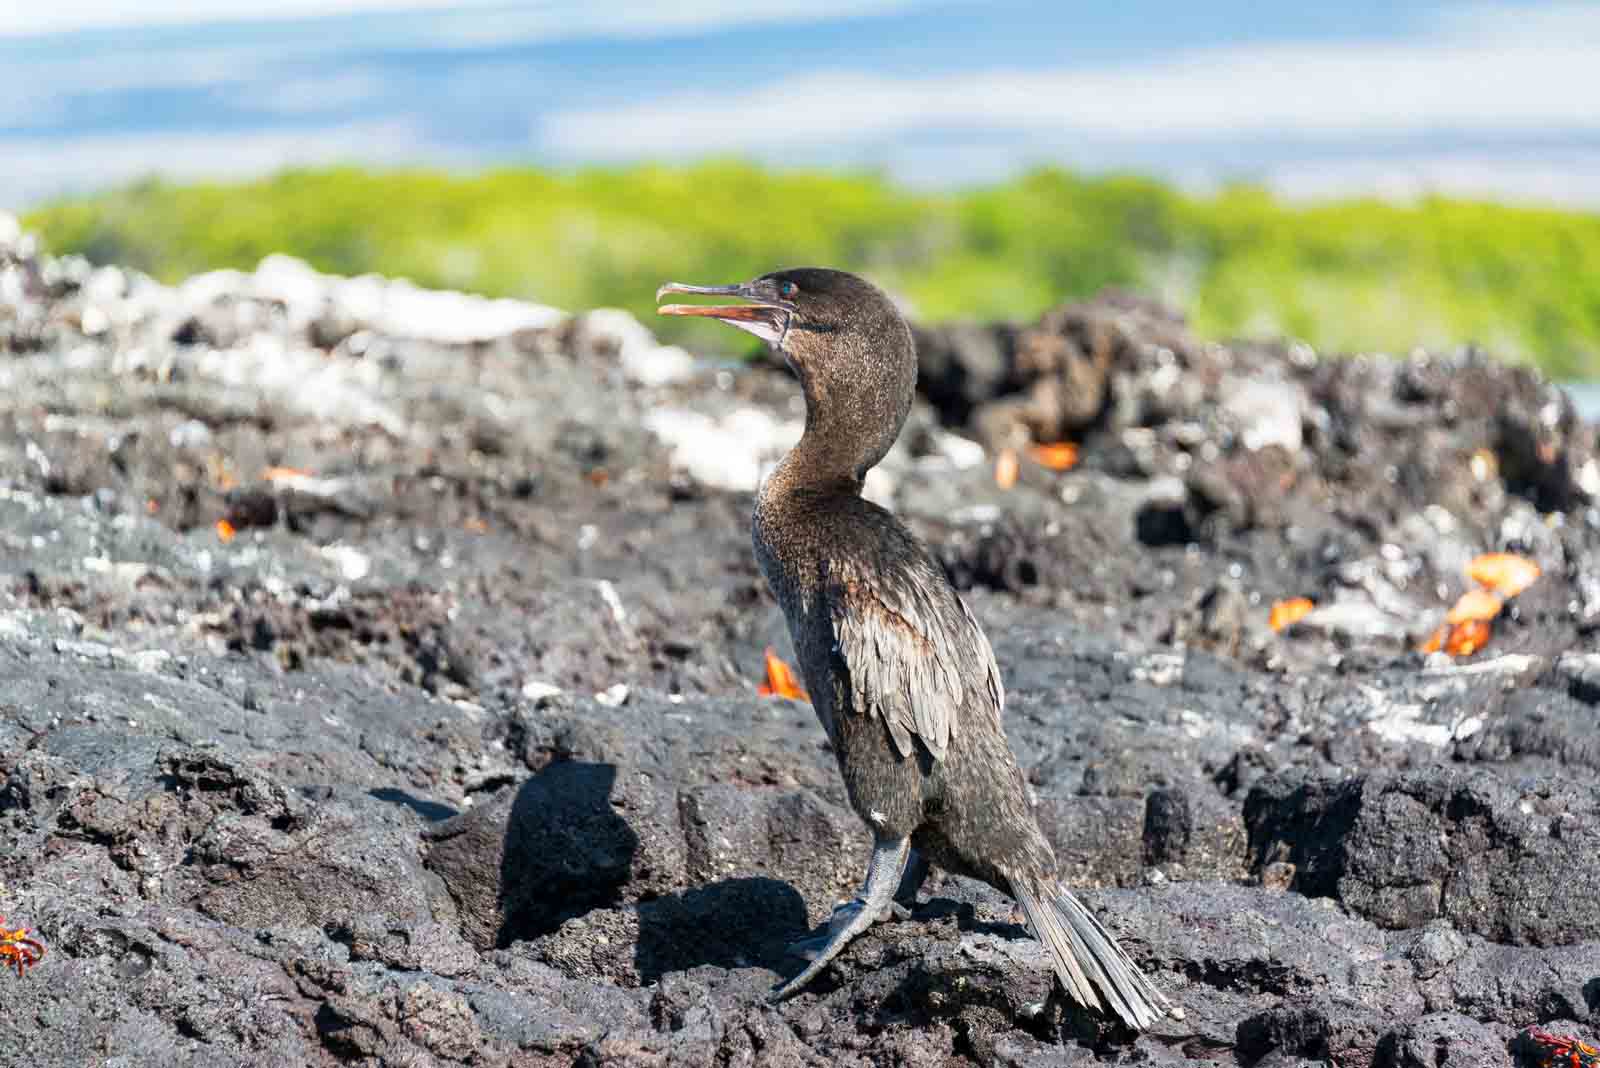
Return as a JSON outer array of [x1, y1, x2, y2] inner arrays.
[[656, 281, 792, 347]]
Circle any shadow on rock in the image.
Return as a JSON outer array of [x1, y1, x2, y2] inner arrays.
[[524, 871, 811, 990], [634, 876, 808, 985], [368, 786, 458, 822], [913, 896, 1032, 942], [424, 761, 647, 949], [497, 762, 638, 945]]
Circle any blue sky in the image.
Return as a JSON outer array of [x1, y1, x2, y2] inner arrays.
[[3, 1, 1598, 208]]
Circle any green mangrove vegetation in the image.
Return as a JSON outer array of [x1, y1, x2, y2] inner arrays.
[[23, 162, 1600, 376]]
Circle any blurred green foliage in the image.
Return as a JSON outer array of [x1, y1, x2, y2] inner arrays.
[[23, 161, 1600, 375]]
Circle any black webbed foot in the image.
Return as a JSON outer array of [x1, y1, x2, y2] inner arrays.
[[770, 836, 911, 1001]]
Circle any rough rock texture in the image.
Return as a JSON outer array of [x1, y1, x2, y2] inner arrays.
[[4, 216, 1600, 1065], [1245, 769, 1600, 944]]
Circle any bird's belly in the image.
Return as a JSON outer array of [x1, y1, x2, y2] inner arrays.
[[752, 518, 928, 837], [824, 685, 932, 838]]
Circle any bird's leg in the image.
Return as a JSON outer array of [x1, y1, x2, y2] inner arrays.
[[789, 843, 926, 960], [894, 845, 929, 912], [772, 835, 911, 1001], [785, 908, 862, 962]]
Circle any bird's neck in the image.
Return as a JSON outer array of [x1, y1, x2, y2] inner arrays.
[[782, 365, 905, 492], [766, 430, 865, 504]]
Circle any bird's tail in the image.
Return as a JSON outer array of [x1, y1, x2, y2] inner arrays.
[[1011, 875, 1171, 1031]]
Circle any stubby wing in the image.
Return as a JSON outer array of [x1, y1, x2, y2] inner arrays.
[[827, 558, 1004, 763]]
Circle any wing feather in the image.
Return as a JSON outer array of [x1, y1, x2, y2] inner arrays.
[[827, 553, 1004, 764]]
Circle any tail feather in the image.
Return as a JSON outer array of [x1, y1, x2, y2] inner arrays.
[[1011, 877, 1171, 1031]]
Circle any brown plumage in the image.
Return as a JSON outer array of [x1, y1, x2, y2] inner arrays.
[[657, 268, 1171, 1029]]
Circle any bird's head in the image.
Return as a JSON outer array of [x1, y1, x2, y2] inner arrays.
[[657, 267, 916, 481]]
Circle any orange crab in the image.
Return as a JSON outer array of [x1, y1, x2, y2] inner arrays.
[[755, 647, 809, 702], [1523, 1026, 1600, 1068], [0, 918, 44, 977]]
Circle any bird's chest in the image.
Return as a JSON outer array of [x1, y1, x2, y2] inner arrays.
[[752, 508, 844, 744]]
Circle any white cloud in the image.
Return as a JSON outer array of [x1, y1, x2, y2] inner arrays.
[[1433, 1, 1600, 44], [542, 4, 1600, 154], [0, 121, 433, 208], [421, 0, 924, 46], [251, 72, 388, 116], [1259, 153, 1600, 210], [0, 1, 503, 37], [5, 46, 302, 98], [0, 0, 923, 40]]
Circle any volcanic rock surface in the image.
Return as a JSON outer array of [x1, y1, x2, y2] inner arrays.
[[4, 216, 1599, 1066]]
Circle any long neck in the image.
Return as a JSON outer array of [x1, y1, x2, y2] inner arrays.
[[781, 352, 910, 493]]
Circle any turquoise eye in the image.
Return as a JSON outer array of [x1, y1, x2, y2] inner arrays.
[[779, 281, 798, 298]]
